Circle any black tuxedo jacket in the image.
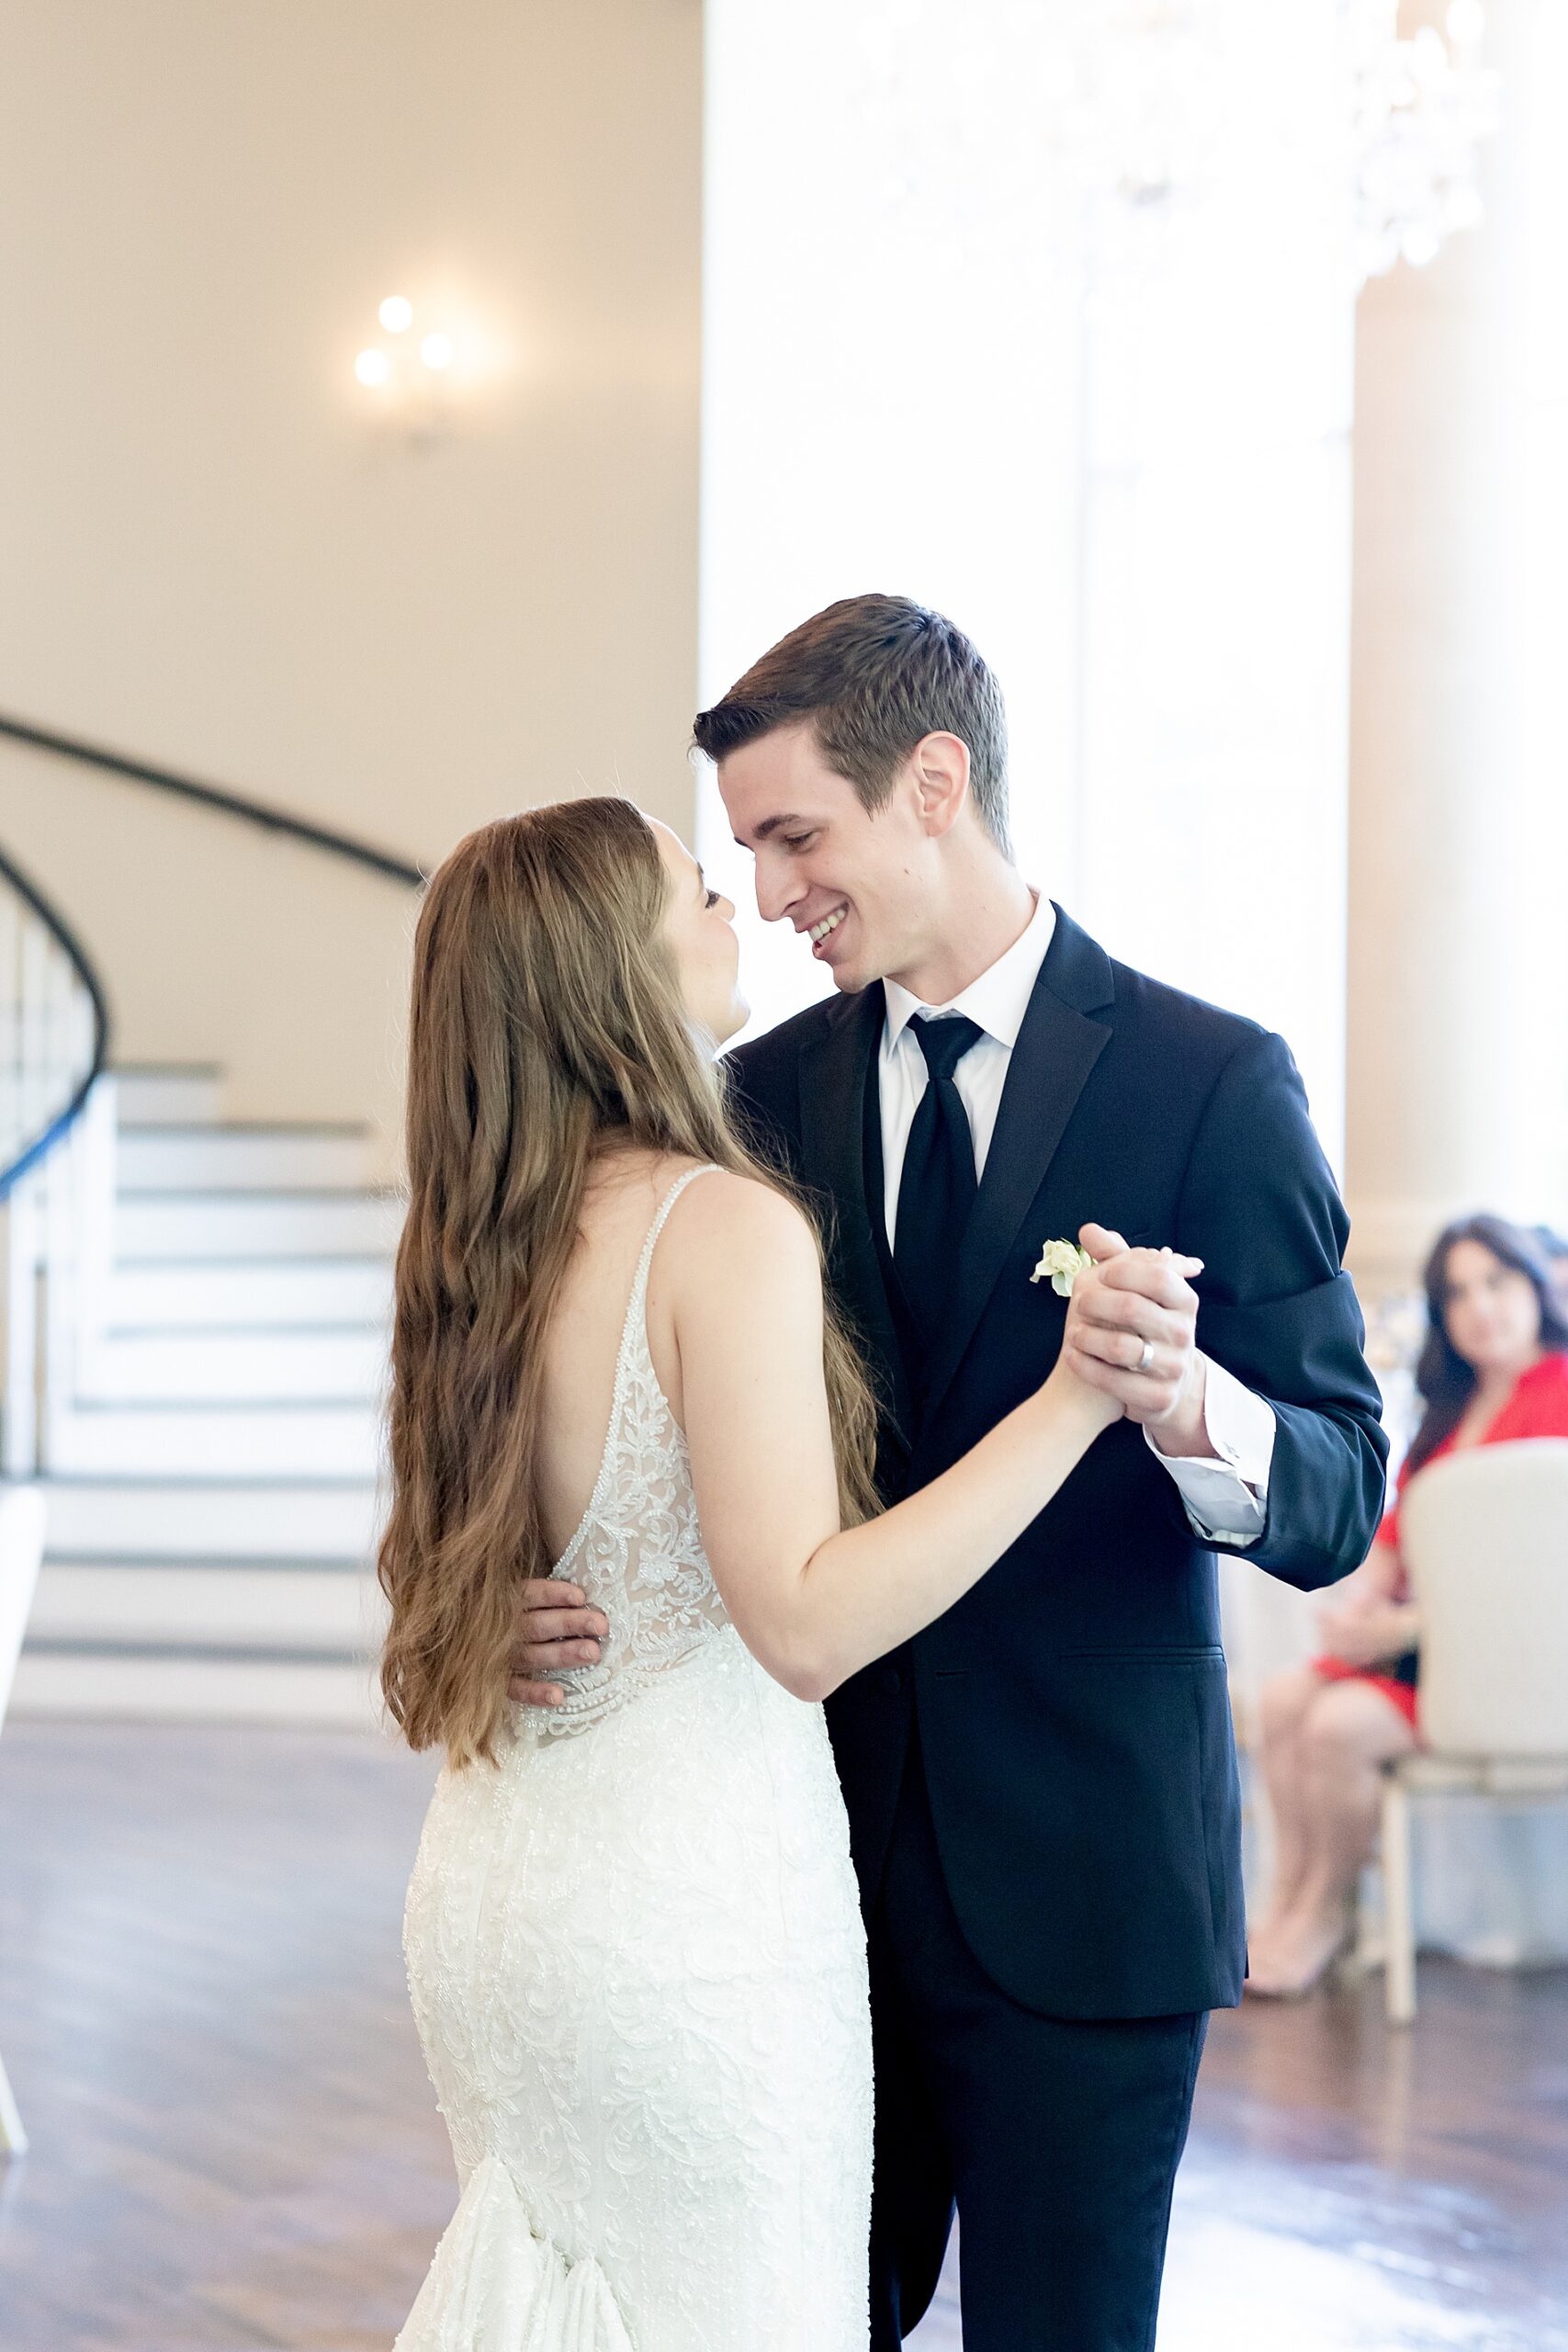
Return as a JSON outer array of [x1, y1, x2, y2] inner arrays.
[[727, 905, 1387, 2019]]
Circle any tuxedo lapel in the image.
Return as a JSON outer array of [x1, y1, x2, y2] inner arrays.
[[918, 908, 1115, 1430], [797, 985, 915, 1456]]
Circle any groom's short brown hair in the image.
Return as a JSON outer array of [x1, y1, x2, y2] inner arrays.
[[693, 594, 1012, 857]]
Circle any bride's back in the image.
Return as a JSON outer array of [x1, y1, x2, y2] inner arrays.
[[533, 1148, 701, 1564]]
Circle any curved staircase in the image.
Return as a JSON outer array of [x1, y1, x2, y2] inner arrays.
[[16, 1061, 396, 1722], [1, 711, 422, 1727]]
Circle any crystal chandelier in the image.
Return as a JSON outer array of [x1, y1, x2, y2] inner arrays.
[[1347, 1, 1499, 278], [852, 0, 1498, 285]]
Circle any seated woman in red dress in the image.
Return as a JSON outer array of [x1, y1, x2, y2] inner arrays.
[[1248, 1213, 1568, 1997]]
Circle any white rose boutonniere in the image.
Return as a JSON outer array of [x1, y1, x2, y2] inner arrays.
[[1031, 1238, 1094, 1297]]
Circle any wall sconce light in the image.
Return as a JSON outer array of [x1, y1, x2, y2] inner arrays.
[[353, 294, 468, 442]]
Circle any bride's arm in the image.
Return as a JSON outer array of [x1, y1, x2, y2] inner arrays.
[[674, 1174, 1132, 1703]]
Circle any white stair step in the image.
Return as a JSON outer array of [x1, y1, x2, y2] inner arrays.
[[117, 1125, 377, 1193], [81, 1328, 389, 1404], [29, 1560, 385, 1650], [7, 1648, 380, 1726], [111, 1065, 224, 1127], [38, 1476, 381, 1561], [106, 1258, 393, 1330], [48, 1401, 382, 1477], [115, 1190, 402, 1261]]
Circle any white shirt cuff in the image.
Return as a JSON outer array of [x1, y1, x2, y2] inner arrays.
[[1144, 1357, 1276, 1547]]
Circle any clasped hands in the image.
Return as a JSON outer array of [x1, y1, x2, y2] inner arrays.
[[1061, 1222, 1212, 1456], [508, 1220, 1213, 1709]]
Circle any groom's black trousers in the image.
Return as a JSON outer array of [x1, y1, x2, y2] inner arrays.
[[867, 1728, 1208, 2352]]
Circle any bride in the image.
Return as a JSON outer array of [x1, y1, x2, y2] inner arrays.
[[380, 797, 1163, 2350]]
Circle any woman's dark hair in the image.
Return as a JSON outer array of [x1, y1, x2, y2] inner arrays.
[[1404, 1213, 1568, 1476]]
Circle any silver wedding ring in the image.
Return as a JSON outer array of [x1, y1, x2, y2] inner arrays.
[[1136, 1339, 1156, 1374]]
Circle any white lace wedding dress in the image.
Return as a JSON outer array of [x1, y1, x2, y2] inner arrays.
[[397, 1167, 874, 2351]]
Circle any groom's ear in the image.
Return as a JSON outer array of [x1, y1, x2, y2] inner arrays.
[[911, 731, 973, 839]]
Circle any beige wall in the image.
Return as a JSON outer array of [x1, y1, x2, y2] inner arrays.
[[0, 0, 702, 1165]]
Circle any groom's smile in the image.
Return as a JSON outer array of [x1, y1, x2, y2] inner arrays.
[[805, 902, 850, 957]]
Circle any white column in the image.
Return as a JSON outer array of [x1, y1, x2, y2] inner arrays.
[[1348, 0, 1568, 1293], [1346, 3, 1568, 1968]]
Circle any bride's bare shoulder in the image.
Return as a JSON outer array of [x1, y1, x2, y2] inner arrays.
[[660, 1165, 818, 1280]]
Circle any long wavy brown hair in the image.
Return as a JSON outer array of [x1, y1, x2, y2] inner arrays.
[[379, 797, 880, 1768]]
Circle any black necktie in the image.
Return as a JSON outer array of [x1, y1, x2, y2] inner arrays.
[[893, 1014, 985, 1345]]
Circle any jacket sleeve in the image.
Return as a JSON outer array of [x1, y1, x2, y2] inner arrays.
[[1176, 1027, 1388, 1590]]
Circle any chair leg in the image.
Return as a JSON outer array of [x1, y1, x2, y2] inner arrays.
[[1348, 1865, 1382, 1973], [0, 2048, 27, 2157], [1382, 1776, 1416, 2025]]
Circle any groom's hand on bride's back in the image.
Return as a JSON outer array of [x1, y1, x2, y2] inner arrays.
[[507, 1581, 609, 1709], [1062, 1224, 1213, 1455]]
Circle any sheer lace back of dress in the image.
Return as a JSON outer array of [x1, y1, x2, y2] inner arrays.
[[536, 1164, 728, 1736]]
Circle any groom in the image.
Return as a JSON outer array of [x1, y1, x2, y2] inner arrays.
[[518, 595, 1386, 2349]]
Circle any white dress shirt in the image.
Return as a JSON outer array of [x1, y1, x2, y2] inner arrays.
[[879, 891, 1274, 1546]]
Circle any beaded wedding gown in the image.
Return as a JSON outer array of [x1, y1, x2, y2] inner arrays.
[[397, 1168, 874, 2352]]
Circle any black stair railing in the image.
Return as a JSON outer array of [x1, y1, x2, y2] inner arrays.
[[0, 710, 426, 1199], [0, 840, 110, 1201], [0, 714, 425, 889]]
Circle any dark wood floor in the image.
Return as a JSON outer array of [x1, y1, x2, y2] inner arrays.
[[1, 1724, 1564, 2352]]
